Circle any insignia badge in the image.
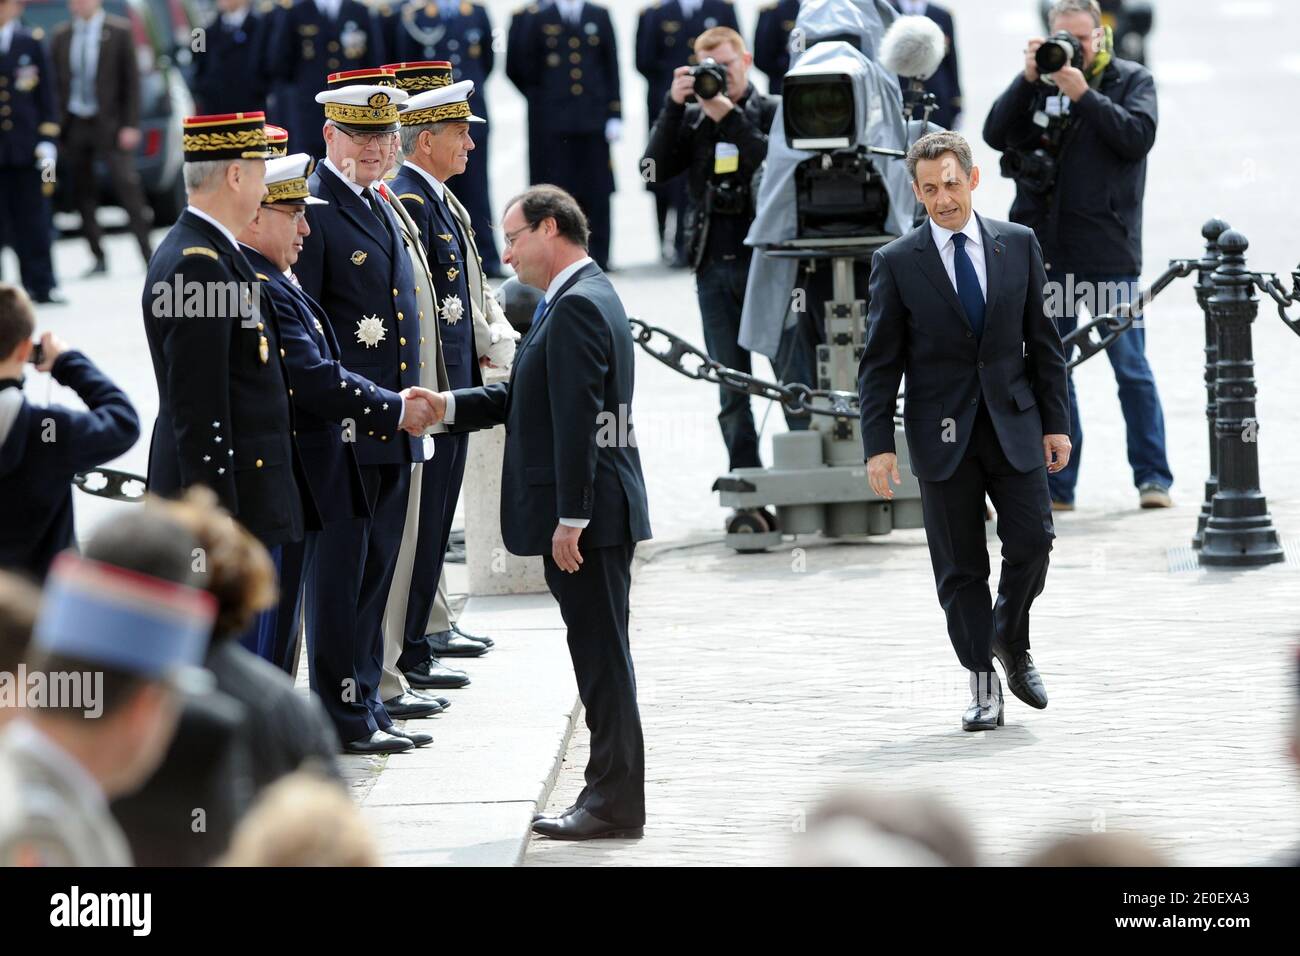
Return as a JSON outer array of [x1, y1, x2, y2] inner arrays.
[[440, 294, 464, 325], [356, 314, 387, 348], [446, 267, 460, 282], [259, 335, 270, 365], [367, 91, 390, 109], [437, 234, 454, 243], [351, 250, 368, 265]]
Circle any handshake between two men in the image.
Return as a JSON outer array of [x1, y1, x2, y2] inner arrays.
[[396, 387, 449, 436]]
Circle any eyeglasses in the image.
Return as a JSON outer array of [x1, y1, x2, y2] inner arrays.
[[502, 222, 539, 249], [265, 205, 307, 224], [338, 129, 391, 148]]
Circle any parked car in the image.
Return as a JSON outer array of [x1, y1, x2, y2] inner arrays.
[[22, 0, 193, 226]]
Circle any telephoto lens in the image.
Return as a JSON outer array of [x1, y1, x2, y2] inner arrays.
[[1034, 30, 1083, 75], [691, 58, 728, 100]]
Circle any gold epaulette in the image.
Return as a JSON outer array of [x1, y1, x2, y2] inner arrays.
[[255, 272, 270, 280], [182, 246, 219, 260], [398, 192, 425, 204]]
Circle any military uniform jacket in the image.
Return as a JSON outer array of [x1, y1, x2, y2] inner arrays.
[[243, 245, 403, 525], [0, 25, 60, 166], [191, 8, 271, 114], [507, 1, 621, 136], [390, 1, 495, 116], [752, 0, 799, 94], [635, 0, 738, 129], [389, 166, 482, 392], [142, 210, 314, 547], [295, 163, 424, 465], [0, 721, 133, 867]]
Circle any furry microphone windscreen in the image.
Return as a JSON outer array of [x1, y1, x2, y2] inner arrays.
[[879, 15, 947, 81]]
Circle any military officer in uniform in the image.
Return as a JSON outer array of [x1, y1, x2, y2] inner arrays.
[[506, 0, 622, 270], [142, 112, 313, 575], [0, 541, 215, 867], [0, 0, 61, 305], [192, 0, 272, 115], [752, 0, 799, 94], [889, 0, 962, 130], [264, 0, 387, 157], [293, 82, 431, 754], [387, 2, 503, 276], [635, 0, 739, 267]]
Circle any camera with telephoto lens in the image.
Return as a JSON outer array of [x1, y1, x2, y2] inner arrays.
[[1000, 147, 1058, 195], [690, 58, 728, 100], [1035, 30, 1083, 76]]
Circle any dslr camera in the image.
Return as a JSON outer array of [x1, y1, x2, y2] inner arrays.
[[690, 58, 728, 100], [1035, 30, 1083, 77]]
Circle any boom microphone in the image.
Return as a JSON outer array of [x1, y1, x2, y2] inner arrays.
[[879, 15, 946, 81]]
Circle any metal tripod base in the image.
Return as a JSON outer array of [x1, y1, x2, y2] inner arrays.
[[713, 427, 924, 553]]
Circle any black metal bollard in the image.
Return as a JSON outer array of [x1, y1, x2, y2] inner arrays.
[[1199, 230, 1285, 568], [1192, 218, 1229, 550]]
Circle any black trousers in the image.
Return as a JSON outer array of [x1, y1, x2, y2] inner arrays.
[[537, 130, 613, 270], [918, 401, 1055, 673], [307, 463, 410, 741], [63, 116, 153, 263], [543, 541, 645, 827], [397, 431, 469, 671], [0, 165, 56, 297]]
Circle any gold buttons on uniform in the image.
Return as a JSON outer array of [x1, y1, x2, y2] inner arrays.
[[570, 52, 581, 64], [419, 337, 425, 344], [399, 337, 406, 346], [400, 362, 408, 371], [256, 322, 264, 331], [397, 311, 404, 321], [571, 68, 583, 80], [569, 37, 581, 48], [392, 288, 399, 297], [255, 459, 264, 468], [288, 388, 294, 397], [280, 348, 286, 358], [419, 361, 425, 368], [381, 435, 388, 441], [415, 286, 421, 294], [571, 84, 583, 96]]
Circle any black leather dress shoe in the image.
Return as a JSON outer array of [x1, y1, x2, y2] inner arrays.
[[962, 671, 1004, 732], [452, 623, 493, 648], [993, 641, 1048, 709], [403, 658, 471, 689], [406, 689, 451, 710], [387, 727, 433, 747], [531, 808, 643, 841], [383, 692, 443, 719], [343, 730, 414, 754], [532, 804, 579, 823], [32, 291, 68, 305], [426, 629, 488, 657]]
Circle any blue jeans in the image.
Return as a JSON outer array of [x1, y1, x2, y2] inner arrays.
[[1047, 272, 1173, 503], [696, 256, 763, 469]]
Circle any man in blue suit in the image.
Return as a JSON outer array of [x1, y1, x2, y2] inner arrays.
[[387, 0, 503, 275], [635, 0, 739, 266], [264, 0, 386, 157], [293, 83, 433, 753], [428, 185, 653, 841], [192, 0, 272, 114], [858, 132, 1069, 732], [890, 0, 962, 129], [0, 0, 62, 303]]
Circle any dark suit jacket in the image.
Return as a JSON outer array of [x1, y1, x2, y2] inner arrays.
[[450, 263, 652, 556], [0, 354, 139, 580], [141, 211, 315, 546], [50, 14, 140, 141], [857, 214, 1070, 482], [294, 163, 424, 466], [242, 246, 404, 525]]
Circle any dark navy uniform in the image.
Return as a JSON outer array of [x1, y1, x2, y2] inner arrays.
[[294, 159, 424, 743], [0, 22, 59, 301], [635, 0, 738, 262], [390, 2, 502, 274], [191, 5, 271, 114], [390, 164, 481, 671], [264, 0, 387, 157], [752, 0, 798, 94], [242, 245, 403, 674], [141, 210, 313, 548], [889, 0, 962, 130], [506, 1, 621, 269], [504, 1, 542, 183]]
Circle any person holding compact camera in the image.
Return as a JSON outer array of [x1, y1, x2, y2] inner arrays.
[[983, 0, 1170, 512], [642, 26, 778, 476]]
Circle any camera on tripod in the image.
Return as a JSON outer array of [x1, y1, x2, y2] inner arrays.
[[690, 58, 729, 100]]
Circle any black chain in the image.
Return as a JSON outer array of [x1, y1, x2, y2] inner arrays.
[[1251, 273, 1300, 337], [1059, 259, 1197, 368]]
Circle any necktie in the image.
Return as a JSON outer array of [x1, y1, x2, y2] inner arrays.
[[532, 297, 548, 326], [951, 232, 985, 339]]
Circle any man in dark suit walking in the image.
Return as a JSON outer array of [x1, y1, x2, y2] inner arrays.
[[51, 0, 154, 274], [857, 131, 1070, 732], [428, 185, 652, 840]]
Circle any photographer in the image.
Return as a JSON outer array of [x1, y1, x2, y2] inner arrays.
[[642, 26, 779, 474], [0, 284, 139, 580], [983, 0, 1171, 511]]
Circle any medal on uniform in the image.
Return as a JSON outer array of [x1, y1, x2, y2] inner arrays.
[[356, 314, 387, 348], [440, 294, 464, 325], [341, 20, 367, 59], [446, 267, 461, 282], [351, 250, 368, 265]]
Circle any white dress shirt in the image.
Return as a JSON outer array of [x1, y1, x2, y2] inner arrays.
[[898, 0, 929, 16], [928, 212, 987, 302], [679, 0, 703, 19], [222, 7, 250, 30], [68, 10, 105, 119], [402, 160, 446, 202], [315, 0, 341, 21], [555, 0, 584, 26], [442, 256, 595, 528], [0, 21, 17, 57]]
